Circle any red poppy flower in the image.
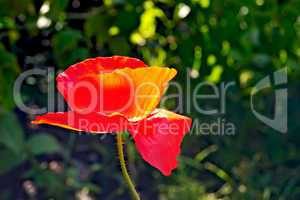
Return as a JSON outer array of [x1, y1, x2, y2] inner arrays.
[[32, 56, 192, 176]]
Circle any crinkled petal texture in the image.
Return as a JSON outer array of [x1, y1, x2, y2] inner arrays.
[[128, 109, 192, 176], [57, 56, 177, 121], [32, 112, 129, 134]]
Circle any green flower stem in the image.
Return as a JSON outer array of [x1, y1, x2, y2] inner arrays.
[[116, 133, 140, 200]]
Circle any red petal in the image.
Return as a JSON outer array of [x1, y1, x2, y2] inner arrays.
[[32, 112, 129, 134], [128, 109, 192, 176], [57, 56, 146, 112], [57, 59, 176, 120], [60, 56, 147, 76]]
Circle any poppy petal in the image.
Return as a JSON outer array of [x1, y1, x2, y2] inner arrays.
[[57, 65, 176, 121], [128, 109, 192, 176], [56, 56, 147, 111], [32, 112, 129, 134], [119, 67, 177, 120], [59, 56, 147, 78]]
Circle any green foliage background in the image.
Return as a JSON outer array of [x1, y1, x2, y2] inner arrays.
[[0, 0, 299, 199]]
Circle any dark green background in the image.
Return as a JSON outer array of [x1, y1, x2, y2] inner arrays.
[[0, 0, 299, 199]]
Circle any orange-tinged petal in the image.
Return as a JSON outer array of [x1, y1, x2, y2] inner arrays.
[[117, 67, 177, 120], [57, 64, 177, 121], [32, 112, 129, 134], [128, 109, 192, 176]]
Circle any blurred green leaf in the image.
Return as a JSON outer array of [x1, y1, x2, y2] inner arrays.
[[67, 47, 89, 65], [52, 29, 82, 53], [0, 17, 16, 29], [48, 0, 70, 21], [115, 10, 139, 32], [0, 148, 26, 175], [27, 133, 61, 156], [0, 43, 20, 110], [204, 162, 233, 184], [26, 167, 66, 198], [0, 112, 24, 154], [159, 176, 211, 200], [0, 0, 34, 17], [84, 12, 111, 48], [52, 29, 88, 67], [194, 145, 218, 162], [109, 36, 130, 55], [252, 54, 271, 68]]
